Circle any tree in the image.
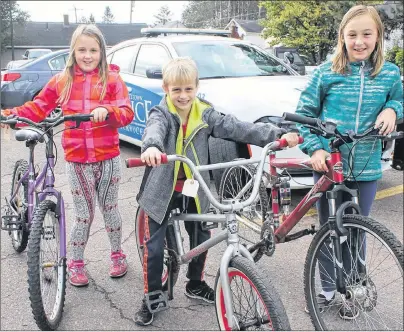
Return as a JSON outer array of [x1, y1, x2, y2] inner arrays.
[[102, 6, 114, 23], [79, 16, 88, 24], [182, 1, 264, 29], [376, 1, 403, 40], [152, 5, 173, 27], [1, 1, 30, 57], [89, 13, 96, 24], [259, 1, 383, 64]]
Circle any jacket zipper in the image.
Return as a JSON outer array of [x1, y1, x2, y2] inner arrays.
[[355, 61, 365, 134], [181, 123, 208, 213], [82, 73, 89, 163], [349, 61, 366, 176]]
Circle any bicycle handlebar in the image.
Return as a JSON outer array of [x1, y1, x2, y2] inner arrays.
[[283, 112, 403, 143], [125, 137, 303, 212], [0, 113, 108, 129]]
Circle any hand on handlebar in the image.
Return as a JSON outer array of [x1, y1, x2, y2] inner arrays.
[[141, 147, 164, 167], [311, 149, 330, 173], [280, 132, 300, 148], [1, 109, 13, 129], [375, 108, 396, 136], [90, 107, 109, 123]]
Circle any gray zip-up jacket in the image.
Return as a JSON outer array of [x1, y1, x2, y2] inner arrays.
[[136, 96, 287, 224]]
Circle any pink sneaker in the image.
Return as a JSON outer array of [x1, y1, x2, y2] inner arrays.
[[68, 260, 89, 287], [110, 251, 128, 278]]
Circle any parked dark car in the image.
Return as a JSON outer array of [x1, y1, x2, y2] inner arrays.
[[1, 49, 69, 109], [22, 48, 52, 60], [265, 46, 306, 75]]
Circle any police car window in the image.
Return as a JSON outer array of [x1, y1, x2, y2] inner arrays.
[[134, 44, 170, 77], [110, 45, 137, 72], [173, 41, 291, 78]]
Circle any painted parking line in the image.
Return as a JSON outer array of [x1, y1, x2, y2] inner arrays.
[[305, 184, 403, 217]]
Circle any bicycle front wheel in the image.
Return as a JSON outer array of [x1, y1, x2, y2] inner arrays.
[[27, 200, 66, 330], [304, 214, 403, 331], [219, 162, 269, 262], [215, 256, 290, 330]]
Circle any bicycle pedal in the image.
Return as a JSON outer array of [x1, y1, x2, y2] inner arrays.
[[144, 290, 168, 313], [1, 214, 21, 231]]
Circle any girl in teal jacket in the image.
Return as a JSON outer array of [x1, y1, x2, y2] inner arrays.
[[296, 5, 403, 319]]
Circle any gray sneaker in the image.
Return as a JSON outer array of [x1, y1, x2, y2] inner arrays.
[[305, 293, 336, 314], [339, 301, 359, 320]]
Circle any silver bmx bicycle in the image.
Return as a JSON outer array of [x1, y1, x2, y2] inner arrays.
[[126, 138, 296, 331]]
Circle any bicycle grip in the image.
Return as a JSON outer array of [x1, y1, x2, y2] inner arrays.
[[276, 136, 304, 148], [125, 154, 168, 168], [282, 112, 318, 126]]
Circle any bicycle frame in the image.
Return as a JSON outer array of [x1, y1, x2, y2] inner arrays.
[[7, 127, 68, 257], [127, 141, 286, 330], [270, 150, 352, 241]]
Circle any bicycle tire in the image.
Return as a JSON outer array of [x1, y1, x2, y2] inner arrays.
[[27, 200, 67, 330], [219, 161, 269, 262], [215, 256, 290, 330], [9, 159, 29, 253], [135, 206, 179, 290], [304, 214, 403, 331]]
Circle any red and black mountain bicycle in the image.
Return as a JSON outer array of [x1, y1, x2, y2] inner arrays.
[[219, 112, 403, 330]]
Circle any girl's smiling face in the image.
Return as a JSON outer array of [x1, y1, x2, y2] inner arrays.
[[343, 14, 378, 63], [74, 34, 101, 72]]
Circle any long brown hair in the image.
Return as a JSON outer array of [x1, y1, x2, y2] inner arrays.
[[331, 5, 384, 77], [57, 24, 109, 105]]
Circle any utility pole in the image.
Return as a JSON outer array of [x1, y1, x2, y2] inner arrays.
[[70, 5, 83, 23], [130, 1, 135, 23], [9, 6, 14, 60]]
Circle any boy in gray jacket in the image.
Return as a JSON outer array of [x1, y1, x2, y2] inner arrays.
[[135, 57, 299, 326]]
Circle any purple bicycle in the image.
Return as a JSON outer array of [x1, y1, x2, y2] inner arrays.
[[1, 113, 94, 330]]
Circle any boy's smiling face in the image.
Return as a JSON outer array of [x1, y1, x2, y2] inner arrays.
[[163, 81, 198, 114]]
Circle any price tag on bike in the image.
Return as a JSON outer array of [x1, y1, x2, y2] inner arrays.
[[182, 179, 199, 197]]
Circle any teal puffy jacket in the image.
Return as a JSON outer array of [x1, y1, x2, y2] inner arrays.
[[296, 60, 403, 181]]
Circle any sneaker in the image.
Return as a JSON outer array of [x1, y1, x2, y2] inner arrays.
[[110, 250, 128, 278], [305, 293, 336, 314], [134, 299, 154, 326], [68, 260, 89, 287], [339, 301, 359, 320], [185, 280, 215, 304]]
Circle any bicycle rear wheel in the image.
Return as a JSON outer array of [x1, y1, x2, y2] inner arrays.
[[27, 200, 66, 330], [215, 256, 290, 330], [9, 159, 30, 252], [219, 162, 269, 262], [135, 206, 179, 289], [304, 215, 403, 330]]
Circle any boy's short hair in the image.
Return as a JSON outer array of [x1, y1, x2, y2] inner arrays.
[[162, 57, 199, 86]]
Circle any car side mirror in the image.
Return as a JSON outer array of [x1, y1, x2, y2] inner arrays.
[[146, 67, 162, 79], [22, 55, 28, 60]]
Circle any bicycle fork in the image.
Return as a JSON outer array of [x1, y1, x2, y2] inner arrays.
[[327, 189, 364, 296], [220, 213, 254, 330]]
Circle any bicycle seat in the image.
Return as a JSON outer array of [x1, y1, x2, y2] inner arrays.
[[15, 129, 44, 143]]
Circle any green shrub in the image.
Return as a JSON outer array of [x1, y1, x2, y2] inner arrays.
[[395, 49, 403, 74], [386, 45, 403, 74]]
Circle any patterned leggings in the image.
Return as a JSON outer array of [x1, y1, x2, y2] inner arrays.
[[66, 156, 123, 261]]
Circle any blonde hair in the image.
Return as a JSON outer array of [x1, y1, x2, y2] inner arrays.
[[332, 5, 384, 77], [162, 57, 199, 86], [58, 24, 108, 105]]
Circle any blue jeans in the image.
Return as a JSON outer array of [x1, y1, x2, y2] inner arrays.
[[313, 172, 377, 292]]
